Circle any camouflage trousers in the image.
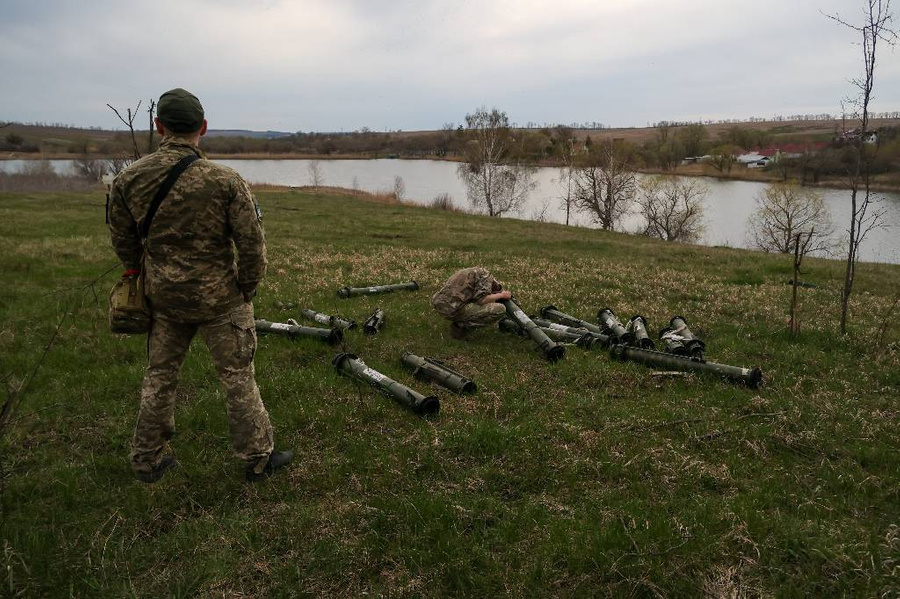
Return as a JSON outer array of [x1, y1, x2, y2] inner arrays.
[[451, 303, 507, 328], [131, 302, 274, 473]]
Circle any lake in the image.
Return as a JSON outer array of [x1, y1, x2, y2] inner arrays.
[[3, 158, 898, 264]]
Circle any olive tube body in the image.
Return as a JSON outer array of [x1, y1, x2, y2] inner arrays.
[[300, 308, 356, 331], [500, 318, 602, 349], [337, 281, 419, 299], [333, 353, 439, 415], [627, 315, 655, 349], [597, 308, 635, 345], [609, 345, 762, 388], [538, 305, 604, 335], [401, 352, 477, 394], [255, 319, 342, 345], [499, 299, 566, 362]]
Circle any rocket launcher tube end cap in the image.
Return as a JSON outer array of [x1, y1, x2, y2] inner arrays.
[[670, 315, 688, 328], [332, 352, 357, 369], [539, 305, 558, 318], [326, 329, 344, 345], [597, 308, 616, 320], [747, 368, 763, 389], [545, 344, 566, 363], [337, 287, 351, 299], [416, 396, 440, 416]]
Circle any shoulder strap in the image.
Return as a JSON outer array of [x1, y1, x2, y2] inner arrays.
[[140, 153, 201, 239]]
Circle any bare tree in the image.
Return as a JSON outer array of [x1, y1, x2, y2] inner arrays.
[[678, 123, 708, 157], [73, 156, 106, 181], [825, 0, 897, 334], [637, 176, 706, 242], [748, 183, 834, 254], [457, 107, 536, 217], [572, 142, 636, 230], [105, 157, 130, 176], [307, 159, 323, 190], [530, 199, 551, 223], [392, 175, 406, 201], [106, 101, 143, 161], [708, 144, 739, 174], [146, 99, 157, 155], [555, 128, 578, 225], [749, 183, 834, 336]]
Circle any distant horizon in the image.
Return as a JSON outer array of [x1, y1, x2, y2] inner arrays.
[[5, 110, 899, 136]]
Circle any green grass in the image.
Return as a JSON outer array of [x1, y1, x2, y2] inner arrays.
[[1, 190, 898, 597]]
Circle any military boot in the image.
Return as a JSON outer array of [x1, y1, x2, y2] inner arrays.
[[246, 450, 294, 482], [136, 456, 178, 484], [450, 322, 468, 340]]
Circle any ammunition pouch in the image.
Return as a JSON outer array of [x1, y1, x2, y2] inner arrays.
[[108, 273, 150, 334]]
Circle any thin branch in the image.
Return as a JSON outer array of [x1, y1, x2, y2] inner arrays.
[[0, 305, 68, 442], [106, 101, 142, 162]]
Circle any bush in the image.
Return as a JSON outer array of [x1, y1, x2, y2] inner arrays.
[[430, 193, 455, 210]]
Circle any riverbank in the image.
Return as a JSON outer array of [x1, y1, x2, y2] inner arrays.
[[1, 189, 898, 596]]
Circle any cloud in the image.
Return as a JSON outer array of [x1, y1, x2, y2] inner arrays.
[[0, 0, 896, 130]]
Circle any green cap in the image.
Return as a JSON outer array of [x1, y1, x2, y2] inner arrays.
[[157, 88, 205, 134]]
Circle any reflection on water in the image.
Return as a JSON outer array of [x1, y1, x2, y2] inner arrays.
[[3, 158, 898, 264]]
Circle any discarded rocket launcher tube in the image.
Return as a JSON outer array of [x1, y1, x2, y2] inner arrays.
[[363, 308, 385, 335], [500, 317, 587, 345], [337, 281, 419, 299], [626, 315, 655, 349], [299, 308, 357, 331], [538, 305, 604, 335], [497, 317, 584, 343], [597, 308, 635, 345], [498, 300, 566, 362], [530, 317, 611, 348], [609, 345, 763, 388], [255, 319, 343, 345], [668, 316, 706, 357], [658, 328, 690, 356], [332, 353, 440, 415], [401, 351, 477, 394]]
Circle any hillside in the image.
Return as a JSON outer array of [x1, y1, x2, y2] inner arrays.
[[0, 189, 898, 596]]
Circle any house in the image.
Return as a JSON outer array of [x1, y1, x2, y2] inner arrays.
[[840, 128, 879, 144], [737, 151, 766, 164], [746, 156, 772, 169], [738, 142, 829, 167]]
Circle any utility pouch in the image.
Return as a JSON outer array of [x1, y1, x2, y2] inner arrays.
[[108, 153, 200, 335], [109, 271, 151, 334]]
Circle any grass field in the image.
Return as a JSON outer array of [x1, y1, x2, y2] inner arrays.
[[1, 189, 898, 597]]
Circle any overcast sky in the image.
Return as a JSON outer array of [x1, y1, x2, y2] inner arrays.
[[1, 0, 897, 132]]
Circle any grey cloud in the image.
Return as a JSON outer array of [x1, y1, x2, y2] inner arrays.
[[0, 0, 895, 131]]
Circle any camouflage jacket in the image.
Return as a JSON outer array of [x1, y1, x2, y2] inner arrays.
[[108, 137, 267, 322], [431, 267, 500, 318]]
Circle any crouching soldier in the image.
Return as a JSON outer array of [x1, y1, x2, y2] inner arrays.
[[431, 267, 510, 339]]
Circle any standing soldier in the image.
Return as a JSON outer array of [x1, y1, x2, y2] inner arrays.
[[431, 267, 510, 339], [108, 88, 292, 483]]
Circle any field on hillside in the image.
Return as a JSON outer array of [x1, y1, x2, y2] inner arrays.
[[1, 190, 898, 597], [576, 118, 900, 145]]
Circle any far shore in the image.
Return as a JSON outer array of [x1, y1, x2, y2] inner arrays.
[[3, 151, 899, 193]]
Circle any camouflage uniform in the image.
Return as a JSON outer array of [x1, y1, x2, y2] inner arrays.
[[431, 267, 507, 328], [108, 136, 273, 474]]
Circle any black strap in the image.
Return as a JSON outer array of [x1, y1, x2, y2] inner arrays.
[[140, 153, 201, 239]]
